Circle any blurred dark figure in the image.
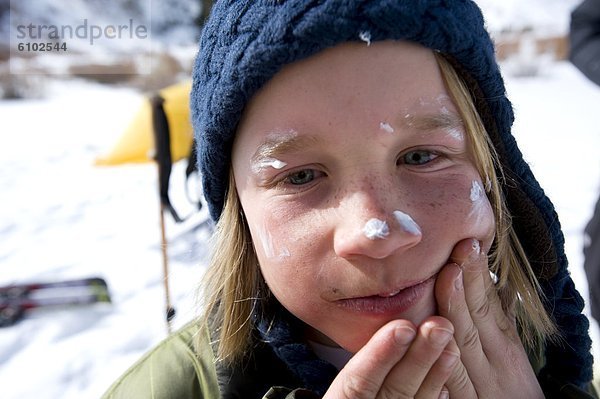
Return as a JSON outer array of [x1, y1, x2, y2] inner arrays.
[[571, 0, 600, 84], [195, 0, 214, 28], [570, 0, 600, 322]]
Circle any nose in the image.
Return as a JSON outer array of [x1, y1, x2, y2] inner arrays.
[[333, 192, 422, 260]]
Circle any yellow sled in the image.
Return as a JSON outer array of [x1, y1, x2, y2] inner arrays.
[[95, 81, 193, 165]]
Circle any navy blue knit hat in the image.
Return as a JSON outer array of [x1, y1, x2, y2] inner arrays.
[[191, 0, 592, 391]]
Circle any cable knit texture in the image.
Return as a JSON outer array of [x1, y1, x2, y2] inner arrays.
[[257, 305, 338, 396], [191, 0, 593, 390]]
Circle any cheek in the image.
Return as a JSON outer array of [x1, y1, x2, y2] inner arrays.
[[252, 220, 291, 260], [413, 177, 495, 246], [466, 180, 495, 239], [247, 203, 327, 298], [249, 201, 321, 262]]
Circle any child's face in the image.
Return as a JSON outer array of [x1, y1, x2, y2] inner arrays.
[[232, 41, 495, 352]]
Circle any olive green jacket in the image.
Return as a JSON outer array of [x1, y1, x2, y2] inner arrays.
[[102, 322, 220, 398], [102, 321, 312, 399], [103, 321, 597, 399]]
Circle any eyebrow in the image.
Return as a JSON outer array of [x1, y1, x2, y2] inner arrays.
[[402, 112, 463, 132], [251, 133, 322, 165]]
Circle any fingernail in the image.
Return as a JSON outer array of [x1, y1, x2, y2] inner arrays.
[[439, 389, 450, 399], [394, 325, 417, 345], [428, 327, 453, 346]]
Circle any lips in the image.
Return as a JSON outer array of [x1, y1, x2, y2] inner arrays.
[[336, 275, 436, 316]]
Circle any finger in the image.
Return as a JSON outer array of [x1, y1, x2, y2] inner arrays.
[[435, 260, 490, 386], [324, 319, 417, 399], [379, 316, 454, 399], [449, 239, 512, 345], [438, 241, 540, 397], [450, 239, 495, 307], [442, 339, 478, 398], [435, 260, 487, 355], [415, 340, 461, 399]]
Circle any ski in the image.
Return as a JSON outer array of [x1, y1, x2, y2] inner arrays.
[[0, 277, 111, 327]]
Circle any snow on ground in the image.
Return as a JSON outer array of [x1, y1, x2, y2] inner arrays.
[[0, 80, 213, 398], [1, 62, 600, 399], [507, 61, 600, 374], [475, 0, 580, 34]]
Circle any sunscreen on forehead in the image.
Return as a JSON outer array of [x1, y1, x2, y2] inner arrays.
[[252, 158, 287, 173], [392, 210, 421, 235], [359, 31, 371, 46], [445, 127, 464, 141], [379, 122, 394, 133], [436, 94, 452, 104], [363, 218, 389, 240]]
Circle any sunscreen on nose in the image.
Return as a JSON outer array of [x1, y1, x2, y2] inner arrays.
[[363, 218, 390, 240]]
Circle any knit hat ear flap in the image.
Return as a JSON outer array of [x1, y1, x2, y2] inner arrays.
[[445, 56, 592, 388]]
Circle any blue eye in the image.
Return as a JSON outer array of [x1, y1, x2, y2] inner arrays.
[[287, 169, 315, 185], [401, 150, 438, 165]]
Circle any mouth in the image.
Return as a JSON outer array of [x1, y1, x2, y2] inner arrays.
[[336, 275, 436, 316]]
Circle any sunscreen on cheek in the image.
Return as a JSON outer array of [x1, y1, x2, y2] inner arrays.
[[392, 210, 422, 236], [257, 223, 291, 259], [467, 180, 488, 226], [258, 224, 276, 259], [470, 180, 484, 202]]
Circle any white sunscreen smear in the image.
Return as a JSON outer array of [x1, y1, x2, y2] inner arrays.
[[279, 247, 291, 258], [258, 224, 290, 259], [470, 180, 484, 202], [468, 181, 487, 225], [379, 122, 394, 133], [252, 158, 287, 173], [445, 126, 464, 141], [392, 210, 422, 235], [363, 218, 389, 240], [257, 223, 277, 259], [359, 31, 371, 46]]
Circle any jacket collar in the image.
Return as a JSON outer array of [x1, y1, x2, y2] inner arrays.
[[213, 304, 338, 398]]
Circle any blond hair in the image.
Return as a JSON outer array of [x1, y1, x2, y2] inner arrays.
[[200, 52, 557, 365], [435, 53, 557, 353]]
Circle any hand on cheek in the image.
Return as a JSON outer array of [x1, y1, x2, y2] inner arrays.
[[434, 238, 544, 398]]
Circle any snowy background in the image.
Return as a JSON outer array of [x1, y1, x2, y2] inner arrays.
[[2, 1, 600, 398]]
